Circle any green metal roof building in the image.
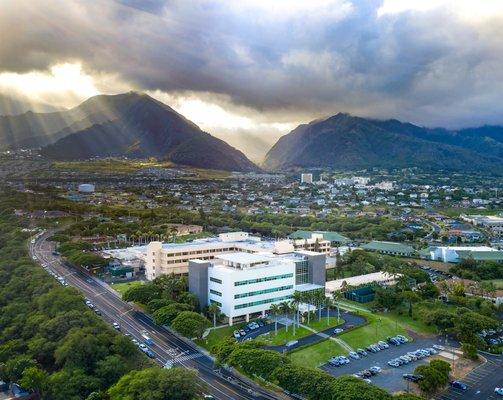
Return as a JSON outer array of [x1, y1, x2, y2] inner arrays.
[[289, 230, 350, 245], [361, 240, 415, 257]]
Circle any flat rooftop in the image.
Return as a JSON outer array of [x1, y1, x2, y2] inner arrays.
[[218, 252, 274, 265], [159, 236, 277, 252]]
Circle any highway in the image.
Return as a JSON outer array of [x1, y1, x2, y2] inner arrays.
[[29, 230, 282, 400]]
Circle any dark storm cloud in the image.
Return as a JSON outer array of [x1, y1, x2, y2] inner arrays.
[[2, 0, 503, 128]]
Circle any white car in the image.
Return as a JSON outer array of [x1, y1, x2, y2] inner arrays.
[[139, 343, 147, 350], [112, 322, 120, 330], [495, 388, 503, 396], [433, 344, 445, 351]]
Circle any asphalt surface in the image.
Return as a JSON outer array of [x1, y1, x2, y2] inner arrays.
[[321, 336, 442, 392], [435, 354, 503, 400], [29, 230, 283, 400]]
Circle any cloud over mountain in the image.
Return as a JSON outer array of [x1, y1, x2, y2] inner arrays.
[[2, 0, 503, 159]]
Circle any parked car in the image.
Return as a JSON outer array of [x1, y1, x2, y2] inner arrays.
[[233, 330, 241, 339], [239, 329, 246, 336], [356, 348, 368, 356], [433, 344, 445, 351], [349, 351, 360, 360], [396, 335, 408, 343], [450, 381, 467, 390], [495, 387, 503, 396], [387, 360, 400, 367], [369, 366, 381, 374], [378, 340, 389, 349], [403, 374, 422, 382], [333, 328, 344, 334], [112, 322, 120, 330], [361, 370, 372, 378]]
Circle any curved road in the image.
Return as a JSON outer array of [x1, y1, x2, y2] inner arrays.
[[29, 230, 283, 400]]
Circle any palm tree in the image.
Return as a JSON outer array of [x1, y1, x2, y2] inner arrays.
[[270, 303, 281, 336], [315, 289, 325, 321], [291, 291, 303, 328], [304, 291, 313, 325], [208, 303, 220, 328], [290, 300, 297, 336], [279, 301, 291, 332], [332, 291, 342, 323], [324, 296, 334, 326]]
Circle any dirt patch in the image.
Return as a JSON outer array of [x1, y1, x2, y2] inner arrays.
[[432, 351, 483, 379]]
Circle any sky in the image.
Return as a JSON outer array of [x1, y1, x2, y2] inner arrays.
[[1, 0, 503, 161]]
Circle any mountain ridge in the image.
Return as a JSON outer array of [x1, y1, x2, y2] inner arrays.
[[263, 113, 503, 173], [0, 92, 258, 172]]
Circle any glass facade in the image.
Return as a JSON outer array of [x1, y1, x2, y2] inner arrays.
[[295, 260, 309, 285], [210, 289, 222, 296], [210, 299, 222, 307], [234, 285, 293, 299], [234, 273, 293, 287], [210, 277, 222, 284]]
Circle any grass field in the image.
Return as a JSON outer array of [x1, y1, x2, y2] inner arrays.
[[196, 323, 242, 351], [53, 159, 231, 179], [258, 325, 313, 346], [110, 280, 145, 296], [288, 339, 346, 368], [339, 313, 408, 349], [378, 310, 437, 335], [484, 279, 503, 289]]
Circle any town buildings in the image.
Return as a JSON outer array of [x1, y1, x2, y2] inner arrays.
[[301, 173, 313, 184], [146, 232, 302, 279]]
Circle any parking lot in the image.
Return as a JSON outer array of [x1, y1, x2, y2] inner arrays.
[[321, 336, 448, 392]]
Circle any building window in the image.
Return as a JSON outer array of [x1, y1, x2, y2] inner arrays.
[[210, 277, 222, 284], [234, 295, 293, 310], [234, 273, 293, 287], [234, 285, 293, 299], [295, 260, 309, 285], [210, 289, 222, 297], [210, 299, 222, 307]]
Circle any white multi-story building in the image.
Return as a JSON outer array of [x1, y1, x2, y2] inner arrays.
[[301, 173, 313, 184], [146, 232, 298, 279], [189, 251, 326, 325], [424, 245, 503, 263]]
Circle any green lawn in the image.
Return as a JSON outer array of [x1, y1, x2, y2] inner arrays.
[[304, 316, 344, 332], [258, 325, 313, 346], [484, 279, 503, 289], [339, 313, 408, 349], [110, 280, 145, 296], [378, 310, 437, 335], [196, 323, 241, 351], [288, 339, 346, 368]]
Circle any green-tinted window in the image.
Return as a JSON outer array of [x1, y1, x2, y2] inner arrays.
[[234, 273, 293, 287], [234, 285, 293, 299], [234, 295, 293, 310]]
